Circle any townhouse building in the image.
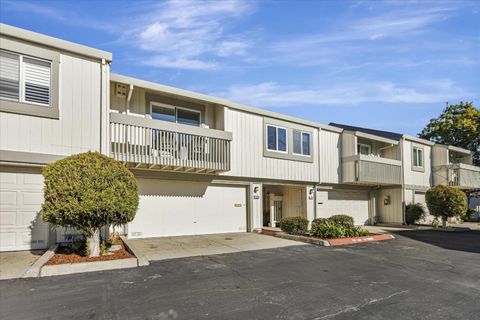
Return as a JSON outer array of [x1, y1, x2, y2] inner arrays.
[[1, 24, 479, 252]]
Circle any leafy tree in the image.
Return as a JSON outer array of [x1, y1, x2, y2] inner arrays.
[[42, 152, 139, 257], [425, 185, 466, 228], [419, 102, 480, 165]]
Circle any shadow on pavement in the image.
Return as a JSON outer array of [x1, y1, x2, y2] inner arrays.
[[392, 229, 480, 254]]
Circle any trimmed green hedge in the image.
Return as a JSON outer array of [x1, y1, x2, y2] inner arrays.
[[405, 203, 426, 225], [328, 215, 354, 227], [278, 216, 308, 235], [426, 185, 466, 225]]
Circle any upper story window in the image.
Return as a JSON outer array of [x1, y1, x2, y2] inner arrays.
[[0, 50, 51, 107], [293, 130, 311, 156], [150, 102, 201, 126], [267, 125, 287, 152], [413, 147, 424, 168], [357, 143, 371, 156]]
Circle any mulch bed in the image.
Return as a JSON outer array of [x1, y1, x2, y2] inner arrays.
[[45, 239, 133, 265]]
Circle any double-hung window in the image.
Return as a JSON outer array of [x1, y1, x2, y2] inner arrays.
[[0, 49, 52, 107], [412, 147, 424, 168], [293, 130, 311, 156], [267, 125, 287, 152]]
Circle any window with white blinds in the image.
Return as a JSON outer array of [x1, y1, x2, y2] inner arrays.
[[0, 49, 52, 107]]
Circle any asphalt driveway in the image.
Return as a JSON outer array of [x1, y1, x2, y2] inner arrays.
[[128, 232, 305, 261], [1, 231, 479, 320]]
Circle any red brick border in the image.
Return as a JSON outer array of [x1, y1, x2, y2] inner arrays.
[[326, 234, 394, 246]]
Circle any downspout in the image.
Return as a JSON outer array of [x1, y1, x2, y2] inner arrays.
[[99, 58, 110, 156], [400, 136, 406, 225], [125, 84, 133, 114]]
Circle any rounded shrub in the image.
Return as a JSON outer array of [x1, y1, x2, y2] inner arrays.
[[42, 151, 139, 257], [310, 220, 345, 238], [328, 214, 354, 227], [425, 185, 466, 227], [278, 216, 308, 235], [311, 218, 327, 229], [405, 203, 426, 225]]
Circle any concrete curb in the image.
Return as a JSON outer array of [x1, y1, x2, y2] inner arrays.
[[40, 258, 138, 277], [121, 236, 150, 266], [22, 244, 58, 278], [268, 232, 330, 246]]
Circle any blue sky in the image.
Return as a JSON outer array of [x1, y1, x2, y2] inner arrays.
[[1, 0, 479, 135]]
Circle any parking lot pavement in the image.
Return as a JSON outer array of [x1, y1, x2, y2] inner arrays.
[[0, 230, 479, 320]]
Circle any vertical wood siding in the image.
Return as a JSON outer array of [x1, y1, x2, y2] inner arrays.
[[223, 108, 319, 182], [319, 130, 340, 184], [0, 53, 102, 155], [403, 140, 432, 187]]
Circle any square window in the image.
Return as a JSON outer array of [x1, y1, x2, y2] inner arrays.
[[151, 105, 175, 122]]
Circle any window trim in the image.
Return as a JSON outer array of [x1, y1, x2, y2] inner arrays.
[[266, 124, 288, 154], [357, 143, 372, 156], [149, 101, 202, 127], [0, 36, 59, 119], [411, 145, 425, 172], [292, 129, 311, 156]]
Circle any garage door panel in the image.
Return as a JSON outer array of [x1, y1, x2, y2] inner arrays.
[[0, 172, 48, 251], [130, 180, 247, 238], [317, 190, 370, 225]]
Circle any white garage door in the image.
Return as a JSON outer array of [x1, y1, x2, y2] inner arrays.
[[317, 190, 370, 225], [128, 179, 247, 238], [0, 171, 49, 251]]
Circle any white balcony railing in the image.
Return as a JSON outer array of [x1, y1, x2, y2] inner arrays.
[[343, 155, 402, 185], [109, 113, 232, 173], [448, 163, 480, 188]]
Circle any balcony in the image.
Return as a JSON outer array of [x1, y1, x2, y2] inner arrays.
[[448, 163, 480, 189], [342, 155, 402, 186], [109, 113, 232, 173]]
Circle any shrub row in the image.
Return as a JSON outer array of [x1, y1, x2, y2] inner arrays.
[[278, 214, 369, 239]]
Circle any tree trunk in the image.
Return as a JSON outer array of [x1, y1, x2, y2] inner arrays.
[[88, 229, 101, 257], [442, 217, 447, 228]]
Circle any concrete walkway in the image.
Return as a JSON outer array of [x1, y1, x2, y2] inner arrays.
[[0, 250, 44, 280], [129, 232, 305, 261]]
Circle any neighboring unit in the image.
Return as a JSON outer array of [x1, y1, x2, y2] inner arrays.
[[1, 24, 479, 251]]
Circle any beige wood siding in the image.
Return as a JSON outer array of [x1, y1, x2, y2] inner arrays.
[[319, 130, 340, 184], [0, 53, 102, 155], [403, 140, 432, 188], [223, 108, 319, 182], [376, 188, 403, 224], [110, 84, 218, 129]]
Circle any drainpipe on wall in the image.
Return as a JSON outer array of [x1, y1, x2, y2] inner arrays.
[[400, 136, 406, 225]]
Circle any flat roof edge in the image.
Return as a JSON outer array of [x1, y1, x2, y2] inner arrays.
[[0, 23, 112, 61]]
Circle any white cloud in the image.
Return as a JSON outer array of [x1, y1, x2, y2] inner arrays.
[[214, 79, 474, 107], [124, 0, 255, 70]]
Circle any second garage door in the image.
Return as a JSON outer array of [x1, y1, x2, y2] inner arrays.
[[317, 190, 370, 225], [128, 179, 248, 238], [0, 170, 49, 252]]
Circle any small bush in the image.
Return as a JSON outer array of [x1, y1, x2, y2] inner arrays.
[[310, 220, 345, 238], [343, 225, 369, 237], [311, 218, 327, 229], [426, 185, 466, 227], [328, 215, 354, 227], [405, 203, 426, 225], [278, 216, 308, 235], [464, 209, 477, 222]]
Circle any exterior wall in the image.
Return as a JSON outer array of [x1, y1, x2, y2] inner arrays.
[[376, 188, 403, 224], [0, 38, 104, 156], [319, 129, 341, 184], [223, 108, 319, 182], [110, 84, 220, 129], [403, 139, 432, 188]]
